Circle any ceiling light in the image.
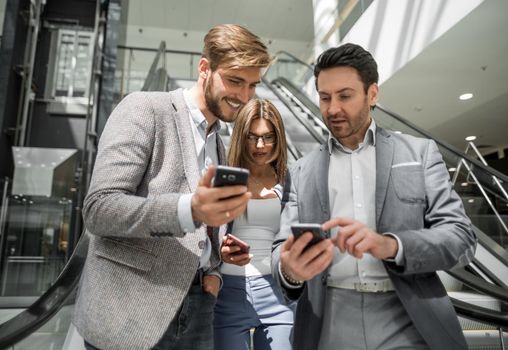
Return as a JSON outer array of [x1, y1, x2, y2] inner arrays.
[[459, 93, 473, 100], [465, 136, 476, 141], [448, 167, 456, 172], [461, 182, 468, 187]]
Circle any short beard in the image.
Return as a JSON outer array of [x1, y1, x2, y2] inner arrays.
[[204, 74, 227, 122]]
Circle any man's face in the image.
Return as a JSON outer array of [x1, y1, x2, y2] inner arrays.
[[204, 66, 262, 123], [317, 66, 378, 149]]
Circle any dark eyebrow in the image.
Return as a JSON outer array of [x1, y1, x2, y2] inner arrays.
[[318, 87, 354, 95]]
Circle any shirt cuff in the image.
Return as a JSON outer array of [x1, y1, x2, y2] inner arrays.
[[278, 263, 304, 289], [383, 233, 404, 265], [178, 193, 198, 233]]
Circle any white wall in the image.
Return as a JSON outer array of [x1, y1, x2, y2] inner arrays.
[[341, 0, 484, 84]]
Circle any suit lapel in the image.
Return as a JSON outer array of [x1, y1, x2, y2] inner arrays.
[[314, 144, 331, 223], [169, 89, 200, 191], [375, 127, 394, 226]]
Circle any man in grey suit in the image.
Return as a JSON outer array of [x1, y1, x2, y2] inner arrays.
[[272, 43, 476, 349], [73, 24, 271, 350]]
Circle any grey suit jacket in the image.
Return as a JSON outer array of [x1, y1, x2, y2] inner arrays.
[[73, 89, 225, 350], [272, 127, 476, 350]]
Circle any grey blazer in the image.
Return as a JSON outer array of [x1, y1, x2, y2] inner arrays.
[[73, 89, 225, 350], [272, 127, 476, 350]]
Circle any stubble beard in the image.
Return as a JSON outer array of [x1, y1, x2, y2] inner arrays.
[[204, 74, 235, 123]]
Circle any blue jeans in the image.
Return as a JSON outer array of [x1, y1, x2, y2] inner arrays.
[[214, 274, 294, 350], [84, 284, 216, 350]]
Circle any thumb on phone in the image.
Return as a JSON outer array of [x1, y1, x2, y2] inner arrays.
[[199, 165, 216, 188]]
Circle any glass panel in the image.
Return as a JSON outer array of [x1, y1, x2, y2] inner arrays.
[[114, 47, 200, 103], [53, 30, 93, 99], [264, 52, 314, 91], [0, 195, 71, 296], [54, 33, 75, 97], [73, 35, 93, 97]]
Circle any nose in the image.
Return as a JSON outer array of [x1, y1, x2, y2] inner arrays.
[[256, 137, 264, 148], [328, 98, 343, 116]]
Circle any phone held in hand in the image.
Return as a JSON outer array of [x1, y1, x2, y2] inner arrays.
[[223, 233, 251, 254], [213, 165, 250, 187], [291, 223, 326, 249]]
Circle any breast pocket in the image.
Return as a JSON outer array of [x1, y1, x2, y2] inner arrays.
[[390, 165, 425, 204]]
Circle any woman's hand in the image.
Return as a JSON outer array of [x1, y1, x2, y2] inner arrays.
[[220, 242, 252, 266]]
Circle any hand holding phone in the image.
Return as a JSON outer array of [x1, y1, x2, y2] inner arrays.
[[213, 165, 250, 187], [223, 233, 250, 254], [291, 223, 326, 250]]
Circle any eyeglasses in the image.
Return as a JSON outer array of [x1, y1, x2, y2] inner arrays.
[[247, 133, 277, 145]]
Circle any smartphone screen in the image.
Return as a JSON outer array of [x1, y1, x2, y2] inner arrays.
[[291, 223, 326, 248]]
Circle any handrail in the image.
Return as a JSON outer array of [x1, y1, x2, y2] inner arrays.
[[0, 232, 89, 348], [375, 104, 508, 184], [452, 297, 508, 329], [262, 76, 325, 145], [117, 44, 201, 57], [273, 50, 314, 69], [446, 266, 508, 303]]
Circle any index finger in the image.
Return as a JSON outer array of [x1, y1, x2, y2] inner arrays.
[[321, 217, 356, 231], [199, 165, 216, 187]]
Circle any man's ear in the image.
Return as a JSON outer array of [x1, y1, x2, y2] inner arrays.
[[368, 83, 379, 107], [198, 58, 210, 79]]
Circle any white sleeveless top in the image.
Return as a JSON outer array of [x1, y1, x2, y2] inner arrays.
[[220, 197, 281, 276]]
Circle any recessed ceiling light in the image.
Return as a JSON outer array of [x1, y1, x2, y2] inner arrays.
[[465, 136, 476, 141], [461, 182, 469, 187], [448, 167, 457, 172], [459, 93, 473, 100]]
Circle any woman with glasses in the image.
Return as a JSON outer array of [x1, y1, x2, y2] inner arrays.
[[214, 99, 294, 350]]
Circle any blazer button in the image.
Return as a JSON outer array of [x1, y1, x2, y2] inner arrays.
[[198, 240, 206, 249]]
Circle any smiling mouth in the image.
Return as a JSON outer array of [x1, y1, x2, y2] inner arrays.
[[225, 98, 241, 109]]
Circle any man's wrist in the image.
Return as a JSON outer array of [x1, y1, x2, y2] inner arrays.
[[279, 264, 304, 286]]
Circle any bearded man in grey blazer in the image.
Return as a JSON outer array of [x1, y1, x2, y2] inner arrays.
[[272, 44, 476, 350], [73, 24, 271, 350]]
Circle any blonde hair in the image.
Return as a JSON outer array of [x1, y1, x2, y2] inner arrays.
[[203, 24, 271, 71], [228, 99, 288, 183]]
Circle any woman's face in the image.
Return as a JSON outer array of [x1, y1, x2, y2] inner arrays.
[[245, 118, 277, 167]]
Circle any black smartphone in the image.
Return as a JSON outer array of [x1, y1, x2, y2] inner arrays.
[[291, 223, 326, 249], [213, 165, 250, 187], [223, 233, 251, 254]]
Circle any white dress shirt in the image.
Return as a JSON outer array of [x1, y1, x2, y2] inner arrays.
[[177, 89, 221, 268], [327, 120, 402, 285]]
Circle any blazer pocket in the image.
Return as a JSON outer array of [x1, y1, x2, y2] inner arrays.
[[390, 166, 425, 203], [94, 237, 156, 272]]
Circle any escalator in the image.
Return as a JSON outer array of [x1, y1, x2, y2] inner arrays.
[[1, 51, 508, 349]]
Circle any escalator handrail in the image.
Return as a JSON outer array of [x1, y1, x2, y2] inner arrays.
[[375, 104, 508, 184], [452, 297, 508, 329], [0, 231, 89, 348], [272, 77, 322, 125], [272, 50, 315, 70], [261, 77, 326, 144], [272, 50, 508, 185], [446, 265, 508, 303]]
